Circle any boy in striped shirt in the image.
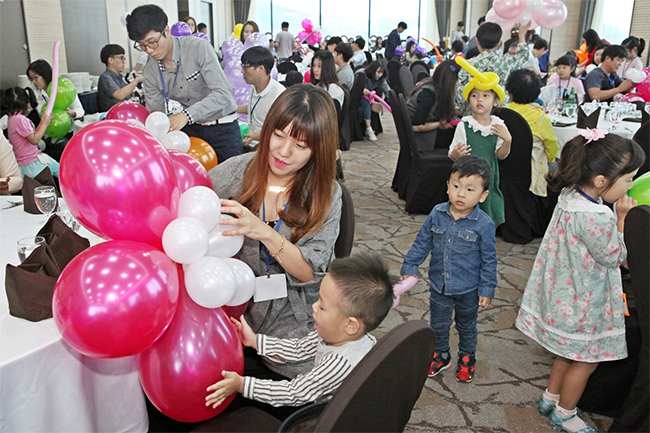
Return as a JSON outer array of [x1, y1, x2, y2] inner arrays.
[[205, 253, 395, 408]]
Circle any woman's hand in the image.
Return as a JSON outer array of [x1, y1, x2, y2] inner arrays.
[[205, 371, 243, 408], [438, 120, 452, 130], [230, 315, 257, 350], [219, 199, 275, 242], [450, 143, 471, 161], [65, 108, 77, 119], [363, 88, 370, 96]]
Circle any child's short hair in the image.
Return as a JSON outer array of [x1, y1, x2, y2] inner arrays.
[[354, 37, 366, 50], [533, 38, 548, 51], [241, 46, 274, 75], [449, 155, 492, 191], [329, 252, 396, 333], [602, 45, 627, 62], [555, 55, 576, 71], [476, 22, 502, 50], [327, 36, 342, 48], [547, 134, 645, 193], [283, 70, 303, 87], [505, 68, 541, 104]]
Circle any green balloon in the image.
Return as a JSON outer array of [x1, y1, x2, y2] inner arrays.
[[628, 172, 650, 206], [47, 77, 77, 110], [239, 122, 250, 140], [43, 108, 72, 138]]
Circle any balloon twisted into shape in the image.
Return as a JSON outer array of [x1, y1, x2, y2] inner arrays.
[[44, 40, 60, 116], [455, 56, 505, 102], [364, 91, 392, 114]]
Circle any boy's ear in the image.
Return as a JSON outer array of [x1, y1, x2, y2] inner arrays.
[[479, 189, 489, 203], [345, 317, 361, 335]]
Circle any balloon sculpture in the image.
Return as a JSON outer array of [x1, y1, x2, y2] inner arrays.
[[395, 37, 428, 58], [54, 115, 254, 422], [42, 40, 76, 138], [455, 57, 506, 103], [171, 21, 192, 37], [364, 91, 392, 114], [298, 19, 322, 47], [487, 0, 568, 31]]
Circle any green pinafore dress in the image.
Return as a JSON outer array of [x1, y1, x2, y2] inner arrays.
[[465, 123, 505, 226]]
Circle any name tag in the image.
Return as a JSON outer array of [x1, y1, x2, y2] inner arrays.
[[254, 274, 288, 302]]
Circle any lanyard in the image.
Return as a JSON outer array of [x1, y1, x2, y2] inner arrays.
[[158, 61, 180, 114], [558, 78, 569, 96], [262, 201, 289, 276], [599, 68, 616, 89], [575, 187, 598, 204], [250, 95, 262, 119], [622, 57, 637, 78]]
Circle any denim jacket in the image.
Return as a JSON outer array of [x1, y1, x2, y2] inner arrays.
[[401, 202, 497, 298]]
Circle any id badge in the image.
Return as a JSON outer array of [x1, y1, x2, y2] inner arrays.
[[254, 274, 288, 302]]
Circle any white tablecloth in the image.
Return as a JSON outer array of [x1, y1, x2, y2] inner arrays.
[[0, 196, 148, 432], [550, 112, 641, 149]]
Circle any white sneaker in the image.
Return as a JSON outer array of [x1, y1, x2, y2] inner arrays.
[[366, 128, 377, 141]]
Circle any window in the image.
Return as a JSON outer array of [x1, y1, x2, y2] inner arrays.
[[255, 0, 318, 37], [592, 0, 634, 45]]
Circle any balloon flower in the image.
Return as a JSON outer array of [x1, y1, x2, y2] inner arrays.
[[298, 18, 322, 47], [364, 91, 392, 114], [488, 0, 567, 31], [455, 56, 505, 102]]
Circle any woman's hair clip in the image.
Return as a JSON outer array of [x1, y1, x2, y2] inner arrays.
[[449, 64, 456, 72], [580, 128, 608, 145]]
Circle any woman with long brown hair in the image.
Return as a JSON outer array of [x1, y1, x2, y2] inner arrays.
[[210, 84, 341, 379]]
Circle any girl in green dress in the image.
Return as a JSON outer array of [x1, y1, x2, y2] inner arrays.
[[448, 86, 511, 226]]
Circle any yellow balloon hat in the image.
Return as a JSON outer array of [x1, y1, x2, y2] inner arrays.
[[455, 57, 505, 103]]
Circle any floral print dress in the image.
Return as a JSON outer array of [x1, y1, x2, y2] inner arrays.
[[516, 188, 628, 362]]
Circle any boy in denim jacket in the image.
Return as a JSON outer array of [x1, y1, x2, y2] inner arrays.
[[401, 156, 497, 382]]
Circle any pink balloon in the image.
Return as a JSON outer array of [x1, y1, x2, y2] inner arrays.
[[637, 76, 650, 102], [494, 0, 526, 20], [302, 18, 313, 33], [532, 0, 568, 29], [139, 278, 244, 422], [486, 8, 519, 34], [59, 120, 180, 250], [53, 240, 179, 358], [168, 149, 213, 193], [222, 302, 249, 320], [105, 101, 150, 124], [304, 69, 312, 83]]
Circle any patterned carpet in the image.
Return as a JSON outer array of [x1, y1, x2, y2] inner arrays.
[[341, 113, 614, 433]]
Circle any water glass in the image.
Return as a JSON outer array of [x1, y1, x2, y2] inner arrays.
[[57, 209, 80, 232], [564, 103, 577, 118], [34, 186, 57, 223], [17, 236, 45, 263]]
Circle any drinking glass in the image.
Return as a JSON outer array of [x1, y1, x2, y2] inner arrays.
[[608, 107, 621, 131], [34, 186, 57, 223], [564, 103, 577, 118], [17, 236, 45, 263]]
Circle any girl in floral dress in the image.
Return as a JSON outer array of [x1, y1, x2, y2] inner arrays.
[[515, 130, 645, 433]]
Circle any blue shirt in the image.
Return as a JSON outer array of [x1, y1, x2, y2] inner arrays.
[[400, 202, 497, 298]]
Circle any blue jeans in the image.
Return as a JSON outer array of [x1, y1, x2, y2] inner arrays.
[[186, 120, 243, 164], [358, 98, 371, 121], [429, 286, 478, 355]]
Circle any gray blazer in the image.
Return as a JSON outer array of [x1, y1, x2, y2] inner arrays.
[[210, 153, 342, 377]]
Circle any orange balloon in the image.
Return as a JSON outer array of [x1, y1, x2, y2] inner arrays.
[[187, 137, 218, 171]]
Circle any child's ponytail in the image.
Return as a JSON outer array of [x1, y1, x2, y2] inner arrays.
[[24, 87, 37, 112]]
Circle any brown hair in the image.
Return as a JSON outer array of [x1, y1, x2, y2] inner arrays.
[[237, 84, 338, 242], [240, 20, 260, 43]]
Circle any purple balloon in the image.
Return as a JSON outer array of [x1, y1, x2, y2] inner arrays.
[[171, 21, 192, 37], [243, 32, 269, 50], [221, 38, 244, 62], [193, 32, 210, 42]]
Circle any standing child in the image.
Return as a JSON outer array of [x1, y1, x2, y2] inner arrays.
[[547, 55, 585, 101], [205, 252, 395, 408], [516, 131, 645, 433], [2, 87, 58, 178], [401, 156, 497, 383], [448, 61, 511, 227]]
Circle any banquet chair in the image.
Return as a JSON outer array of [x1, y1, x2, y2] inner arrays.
[[389, 90, 412, 200], [364, 51, 372, 66], [400, 94, 454, 214], [338, 88, 351, 151], [276, 61, 297, 74], [386, 60, 403, 95], [398, 66, 414, 97], [493, 107, 556, 244], [409, 61, 429, 85], [348, 73, 367, 142], [633, 119, 649, 177], [278, 320, 435, 432], [334, 181, 355, 258]]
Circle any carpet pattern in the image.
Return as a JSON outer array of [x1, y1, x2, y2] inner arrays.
[[342, 114, 614, 433]]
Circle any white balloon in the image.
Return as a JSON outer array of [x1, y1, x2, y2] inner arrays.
[[184, 256, 237, 308], [207, 214, 244, 258], [126, 118, 145, 128], [518, 10, 532, 26], [162, 217, 209, 264], [120, 12, 129, 27], [526, 0, 543, 12], [161, 130, 191, 153], [626, 69, 646, 83], [145, 111, 170, 139], [178, 186, 221, 231], [312, 25, 321, 32], [223, 258, 256, 306]]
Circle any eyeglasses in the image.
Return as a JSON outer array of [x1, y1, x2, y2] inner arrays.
[[111, 55, 126, 61], [241, 64, 257, 71], [134, 32, 164, 52], [28, 74, 41, 83]]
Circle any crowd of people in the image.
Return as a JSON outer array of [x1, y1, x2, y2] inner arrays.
[[0, 5, 648, 433]]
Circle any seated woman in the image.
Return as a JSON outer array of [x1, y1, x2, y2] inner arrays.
[[359, 61, 390, 142], [504, 68, 559, 197], [309, 50, 346, 108], [26, 59, 85, 161], [209, 84, 342, 381], [405, 60, 459, 157], [400, 41, 419, 66], [97, 44, 143, 112]]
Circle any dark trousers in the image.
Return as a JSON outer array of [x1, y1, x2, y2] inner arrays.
[[429, 287, 479, 355], [186, 120, 243, 164]]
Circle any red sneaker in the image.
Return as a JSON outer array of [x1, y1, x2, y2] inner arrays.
[[428, 351, 451, 377], [455, 352, 475, 383]]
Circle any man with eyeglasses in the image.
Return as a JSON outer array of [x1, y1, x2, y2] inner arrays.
[[126, 4, 242, 162], [97, 44, 144, 112]]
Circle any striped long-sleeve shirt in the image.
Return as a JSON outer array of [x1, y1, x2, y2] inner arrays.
[[242, 331, 376, 407]]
